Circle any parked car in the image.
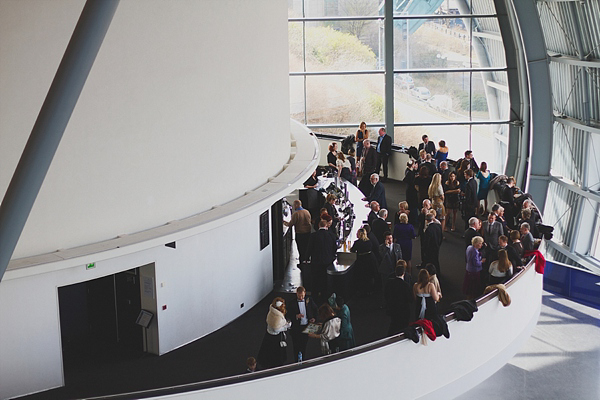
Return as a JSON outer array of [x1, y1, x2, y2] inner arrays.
[[410, 86, 431, 100], [395, 74, 414, 89], [427, 95, 453, 111]]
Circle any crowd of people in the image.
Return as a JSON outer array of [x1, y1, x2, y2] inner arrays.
[[254, 127, 543, 372]]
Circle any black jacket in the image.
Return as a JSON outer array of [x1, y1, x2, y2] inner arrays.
[[288, 296, 318, 331], [418, 141, 436, 156], [377, 134, 392, 155], [307, 229, 337, 265], [464, 178, 478, 210]]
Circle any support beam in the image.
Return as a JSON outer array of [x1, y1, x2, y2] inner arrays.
[[472, 31, 503, 41], [0, 0, 120, 282], [487, 81, 510, 93], [384, 0, 394, 142], [546, 240, 600, 276], [549, 175, 600, 204], [554, 115, 600, 136], [549, 54, 600, 67], [510, 0, 553, 214], [495, 0, 528, 181]]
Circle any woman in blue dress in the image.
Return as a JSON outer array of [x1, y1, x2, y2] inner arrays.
[[393, 212, 416, 271], [476, 161, 491, 214], [434, 140, 448, 169]]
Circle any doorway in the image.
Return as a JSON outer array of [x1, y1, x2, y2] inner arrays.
[[58, 265, 156, 372]]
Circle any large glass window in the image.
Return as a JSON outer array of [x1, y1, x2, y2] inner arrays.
[[289, 0, 510, 173]]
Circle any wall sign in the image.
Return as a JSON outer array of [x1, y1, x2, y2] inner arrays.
[[260, 210, 269, 250]]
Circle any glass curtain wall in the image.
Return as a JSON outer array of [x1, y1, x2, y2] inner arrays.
[[536, 0, 600, 273], [289, 0, 510, 172]]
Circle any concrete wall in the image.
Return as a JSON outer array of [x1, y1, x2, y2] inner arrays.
[[0, 0, 290, 259]]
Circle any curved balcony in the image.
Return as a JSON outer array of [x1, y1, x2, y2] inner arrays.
[[91, 258, 542, 400]]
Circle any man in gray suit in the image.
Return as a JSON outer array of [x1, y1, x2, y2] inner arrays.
[[481, 212, 503, 283]]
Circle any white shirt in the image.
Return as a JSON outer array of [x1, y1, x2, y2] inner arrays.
[[298, 300, 308, 325]]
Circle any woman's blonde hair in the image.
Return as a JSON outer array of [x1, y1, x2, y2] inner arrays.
[[357, 228, 368, 241], [471, 236, 484, 246], [337, 152, 346, 162], [428, 173, 443, 199], [399, 213, 409, 224]]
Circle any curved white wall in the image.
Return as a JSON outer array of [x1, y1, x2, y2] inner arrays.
[[0, 0, 290, 259]]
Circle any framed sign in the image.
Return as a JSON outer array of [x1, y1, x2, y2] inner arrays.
[[136, 310, 154, 328], [260, 210, 269, 250]]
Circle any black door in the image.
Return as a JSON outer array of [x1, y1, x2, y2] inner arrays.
[[58, 268, 143, 371]]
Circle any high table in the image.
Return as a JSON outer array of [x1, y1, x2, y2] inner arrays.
[[313, 176, 370, 299]]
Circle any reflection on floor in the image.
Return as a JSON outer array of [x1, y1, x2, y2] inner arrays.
[[457, 292, 600, 400]]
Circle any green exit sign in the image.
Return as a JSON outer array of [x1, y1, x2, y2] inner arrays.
[[86, 263, 96, 270]]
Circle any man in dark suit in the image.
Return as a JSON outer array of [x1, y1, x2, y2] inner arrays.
[[501, 177, 518, 228], [422, 213, 443, 274], [288, 286, 318, 362], [490, 235, 523, 268], [463, 169, 478, 227], [378, 231, 402, 289], [418, 134, 436, 156], [307, 220, 338, 298], [464, 217, 481, 248], [371, 209, 389, 244], [423, 153, 437, 177], [367, 201, 380, 227], [464, 150, 479, 172], [359, 139, 378, 195], [439, 161, 450, 186], [375, 127, 392, 181], [363, 173, 387, 210], [384, 261, 413, 335]]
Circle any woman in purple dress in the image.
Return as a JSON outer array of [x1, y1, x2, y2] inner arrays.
[[393, 212, 416, 271], [463, 236, 485, 300]]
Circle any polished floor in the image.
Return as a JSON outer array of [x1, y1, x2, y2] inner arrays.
[[458, 291, 600, 400], [20, 179, 600, 399]]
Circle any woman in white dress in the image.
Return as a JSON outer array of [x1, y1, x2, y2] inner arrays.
[[308, 304, 341, 355]]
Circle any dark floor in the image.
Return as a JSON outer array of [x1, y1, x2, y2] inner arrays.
[[23, 179, 471, 400]]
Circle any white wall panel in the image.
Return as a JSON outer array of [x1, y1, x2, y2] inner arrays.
[[0, 207, 275, 399], [0, 0, 290, 259]]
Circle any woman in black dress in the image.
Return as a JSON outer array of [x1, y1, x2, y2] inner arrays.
[[257, 297, 291, 369], [403, 160, 419, 226], [444, 171, 461, 231], [350, 228, 378, 295], [327, 142, 338, 173], [415, 165, 432, 205], [413, 269, 440, 320], [355, 122, 368, 162]]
